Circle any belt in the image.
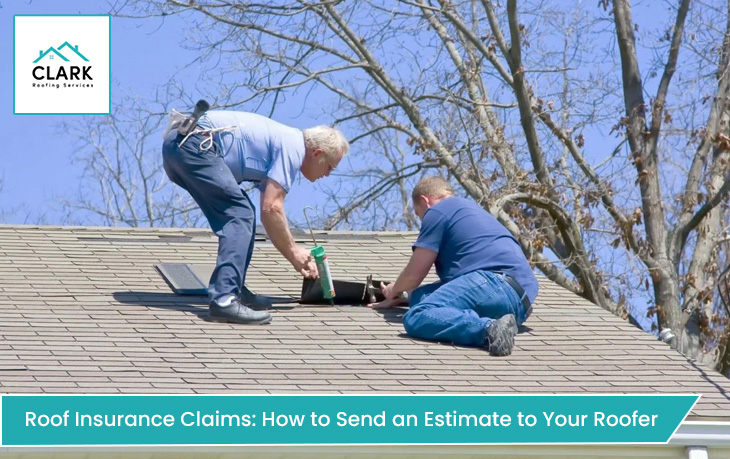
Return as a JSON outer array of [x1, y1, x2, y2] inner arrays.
[[500, 273, 533, 319]]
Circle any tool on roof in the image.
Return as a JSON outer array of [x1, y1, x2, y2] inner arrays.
[[303, 206, 335, 305], [366, 275, 377, 304], [366, 274, 409, 305]]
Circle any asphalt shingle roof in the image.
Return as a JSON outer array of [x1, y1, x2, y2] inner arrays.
[[0, 225, 728, 420]]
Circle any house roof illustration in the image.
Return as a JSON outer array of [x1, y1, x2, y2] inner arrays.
[[1, 224, 729, 457], [33, 47, 68, 63], [33, 42, 88, 63], [57, 41, 89, 61]]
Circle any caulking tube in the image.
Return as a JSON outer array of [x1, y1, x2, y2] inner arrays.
[[311, 245, 335, 300]]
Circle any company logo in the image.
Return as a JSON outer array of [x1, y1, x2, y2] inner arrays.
[[14, 16, 110, 114], [31, 41, 93, 86]]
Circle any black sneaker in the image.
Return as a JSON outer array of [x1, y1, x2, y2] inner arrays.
[[486, 314, 517, 356], [239, 286, 273, 310], [208, 297, 272, 324]]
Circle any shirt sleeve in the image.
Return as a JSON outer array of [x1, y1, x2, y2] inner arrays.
[[413, 209, 447, 254], [266, 144, 298, 193]]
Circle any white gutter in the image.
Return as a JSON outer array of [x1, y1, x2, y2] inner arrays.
[[670, 421, 730, 446]]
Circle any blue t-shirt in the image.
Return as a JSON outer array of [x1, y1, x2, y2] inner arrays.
[[413, 196, 539, 303], [198, 111, 305, 192]]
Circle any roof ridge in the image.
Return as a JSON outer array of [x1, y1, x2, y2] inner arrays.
[[0, 223, 420, 236]]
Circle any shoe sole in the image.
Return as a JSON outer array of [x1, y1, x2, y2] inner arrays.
[[488, 314, 518, 356], [205, 315, 273, 325]]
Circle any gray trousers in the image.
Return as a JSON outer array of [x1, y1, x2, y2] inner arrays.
[[162, 131, 256, 303]]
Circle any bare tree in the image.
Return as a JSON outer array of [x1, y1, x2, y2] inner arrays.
[[320, 114, 439, 230], [117, 0, 730, 373], [61, 88, 205, 228]]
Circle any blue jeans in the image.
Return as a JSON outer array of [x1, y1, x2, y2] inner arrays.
[[162, 131, 256, 303], [403, 270, 529, 347]]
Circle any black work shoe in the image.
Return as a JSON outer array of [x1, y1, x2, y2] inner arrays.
[[486, 314, 518, 356], [239, 286, 273, 310], [208, 297, 272, 324]]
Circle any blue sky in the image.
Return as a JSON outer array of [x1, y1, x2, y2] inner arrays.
[[1, 0, 666, 228], [0, 0, 689, 328], [1, 0, 331, 226], [3, 0, 188, 222]]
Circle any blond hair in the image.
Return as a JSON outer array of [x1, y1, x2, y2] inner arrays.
[[302, 126, 349, 161], [412, 176, 454, 202]]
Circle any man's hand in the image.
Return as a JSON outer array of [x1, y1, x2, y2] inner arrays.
[[380, 281, 398, 300], [367, 282, 406, 309], [367, 297, 403, 309], [367, 247, 436, 309], [292, 246, 319, 278]]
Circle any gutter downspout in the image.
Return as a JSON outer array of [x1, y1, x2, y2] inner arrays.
[[672, 421, 730, 458], [686, 445, 708, 459]]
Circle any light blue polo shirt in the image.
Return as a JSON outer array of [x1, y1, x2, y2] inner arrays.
[[197, 111, 305, 192]]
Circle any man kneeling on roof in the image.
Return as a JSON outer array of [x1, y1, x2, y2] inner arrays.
[[369, 176, 538, 356]]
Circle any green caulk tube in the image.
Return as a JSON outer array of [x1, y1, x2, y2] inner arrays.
[[303, 206, 336, 305], [311, 245, 335, 305]]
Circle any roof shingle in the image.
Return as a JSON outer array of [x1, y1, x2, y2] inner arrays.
[[0, 225, 728, 420]]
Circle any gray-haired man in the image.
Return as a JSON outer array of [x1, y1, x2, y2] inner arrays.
[[162, 110, 348, 324]]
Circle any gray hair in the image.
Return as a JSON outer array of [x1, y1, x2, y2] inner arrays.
[[302, 125, 349, 161]]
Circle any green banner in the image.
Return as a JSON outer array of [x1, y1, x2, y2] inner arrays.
[[0, 394, 697, 445]]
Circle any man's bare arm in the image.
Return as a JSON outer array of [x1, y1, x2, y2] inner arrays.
[[369, 248, 436, 309], [388, 247, 437, 297], [260, 179, 317, 277]]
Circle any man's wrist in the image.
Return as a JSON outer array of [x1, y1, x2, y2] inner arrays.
[[387, 287, 401, 300], [390, 280, 411, 298], [288, 243, 305, 261], [285, 248, 298, 264]]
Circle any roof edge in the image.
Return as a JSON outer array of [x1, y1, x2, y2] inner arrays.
[[0, 223, 419, 237], [670, 420, 730, 446]]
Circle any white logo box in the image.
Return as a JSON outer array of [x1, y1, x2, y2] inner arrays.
[[14, 15, 111, 115]]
